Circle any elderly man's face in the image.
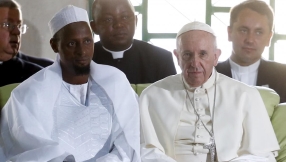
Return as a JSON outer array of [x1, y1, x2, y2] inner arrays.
[[0, 7, 22, 61], [91, 0, 137, 51], [51, 22, 94, 76], [228, 8, 273, 66], [174, 31, 220, 87]]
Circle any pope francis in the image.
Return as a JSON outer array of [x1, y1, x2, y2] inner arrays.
[[139, 21, 279, 162]]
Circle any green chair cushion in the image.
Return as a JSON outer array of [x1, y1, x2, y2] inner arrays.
[[0, 83, 20, 109], [271, 103, 286, 162], [255, 86, 280, 118], [131, 84, 136, 92], [136, 84, 151, 96]]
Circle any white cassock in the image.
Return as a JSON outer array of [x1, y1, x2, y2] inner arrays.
[[0, 58, 140, 162], [140, 69, 279, 162]]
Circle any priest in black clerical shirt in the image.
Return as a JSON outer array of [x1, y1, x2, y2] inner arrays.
[[90, 0, 176, 84]]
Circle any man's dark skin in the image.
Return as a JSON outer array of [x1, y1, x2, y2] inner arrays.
[[90, 0, 177, 84], [90, 0, 137, 51], [50, 21, 94, 85]]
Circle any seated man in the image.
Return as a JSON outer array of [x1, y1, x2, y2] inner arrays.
[[140, 21, 279, 162], [216, 0, 286, 103], [0, 5, 139, 162], [90, 0, 176, 84], [0, 0, 42, 87], [11, 0, 54, 67]]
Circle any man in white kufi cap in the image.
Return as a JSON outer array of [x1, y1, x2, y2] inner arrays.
[[0, 5, 140, 162], [140, 21, 279, 162]]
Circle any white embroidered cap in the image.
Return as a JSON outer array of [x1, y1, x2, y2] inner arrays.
[[177, 21, 216, 38], [48, 5, 89, 36]]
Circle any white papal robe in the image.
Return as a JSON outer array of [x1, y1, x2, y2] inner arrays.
[[140, 69, 279, 162], [0, 58, 140, 162]]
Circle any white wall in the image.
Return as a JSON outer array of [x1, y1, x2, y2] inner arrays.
[[17, 0, 90, 61]]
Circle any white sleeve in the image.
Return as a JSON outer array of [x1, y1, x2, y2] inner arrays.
[[0, 146, 6, 162], [96, 115, 135, 162], [139, 89, 176, 162], [96, 133, 134, 162], [141, 145, 176, 162], [229, 152, 277, 162], [140, 123, 176, 162]]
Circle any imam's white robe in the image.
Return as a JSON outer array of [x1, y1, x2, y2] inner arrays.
[[0, 59, 140, 162], [140, 70, 279, 162]]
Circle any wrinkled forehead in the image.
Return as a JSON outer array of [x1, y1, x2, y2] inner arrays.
[[176, 30, 216, 49]]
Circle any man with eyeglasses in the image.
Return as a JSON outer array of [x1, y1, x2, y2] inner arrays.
[[0, 0, 45, 87], [7, 0, 53, 68]]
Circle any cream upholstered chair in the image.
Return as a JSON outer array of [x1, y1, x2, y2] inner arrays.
[[255, 86, 286, 162]]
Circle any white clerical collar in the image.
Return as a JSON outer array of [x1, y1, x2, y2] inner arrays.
[[229, 59, 260, 73], [102, 44, 133, 59], [0, 61, 2, 64], [182, 68, 217, 90], [63, 81, 88, 105]]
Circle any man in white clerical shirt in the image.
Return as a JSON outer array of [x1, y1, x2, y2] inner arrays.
[[139, 21, 279, 162], [0, 5, 140, 162]]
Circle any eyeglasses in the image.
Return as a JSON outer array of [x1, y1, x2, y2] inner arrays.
[[0, 22, 28, 34]]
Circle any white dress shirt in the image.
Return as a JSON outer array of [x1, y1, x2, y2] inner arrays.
[[63, 81, 88, 105], [229, 59, 260, 86]]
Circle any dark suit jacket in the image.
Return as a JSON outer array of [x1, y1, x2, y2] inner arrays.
[[0, 57, 42, 87], [216, 59, 286, 103], [93, 39, 177, 84], [17, 52, 54, 68]]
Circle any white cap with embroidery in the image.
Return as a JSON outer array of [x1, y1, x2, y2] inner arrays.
[[48, 5, 89, 36], [177, 21, 216, 38]]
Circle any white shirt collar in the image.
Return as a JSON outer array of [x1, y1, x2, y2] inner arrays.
[[229, 59, 260, 73], [229, 59, 260, 86], [62, 81, 89, 105], [102, 44, 133, 59]]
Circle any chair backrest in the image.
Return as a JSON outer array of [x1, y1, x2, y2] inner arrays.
[[255, 86, 280, 118], [271, 103, 286, 162], [132, 84, 280, 117], [0, 83, 20, 109]]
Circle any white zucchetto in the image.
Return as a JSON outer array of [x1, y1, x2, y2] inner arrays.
[[177, 21, 216, 38], [48, 5, 90, 36]]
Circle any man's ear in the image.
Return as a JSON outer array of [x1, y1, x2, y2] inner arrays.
[[214, 49, 221, 66], [90, 20, 99, 35], [266, 30, 273, 47], [227, 26, 232, 42], [50, 38, 58, 53], [173, 49, 180, 65], [135, 15, 138, 27]]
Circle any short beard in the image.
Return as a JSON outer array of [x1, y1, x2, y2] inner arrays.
[[73, 64, 90, 76]]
